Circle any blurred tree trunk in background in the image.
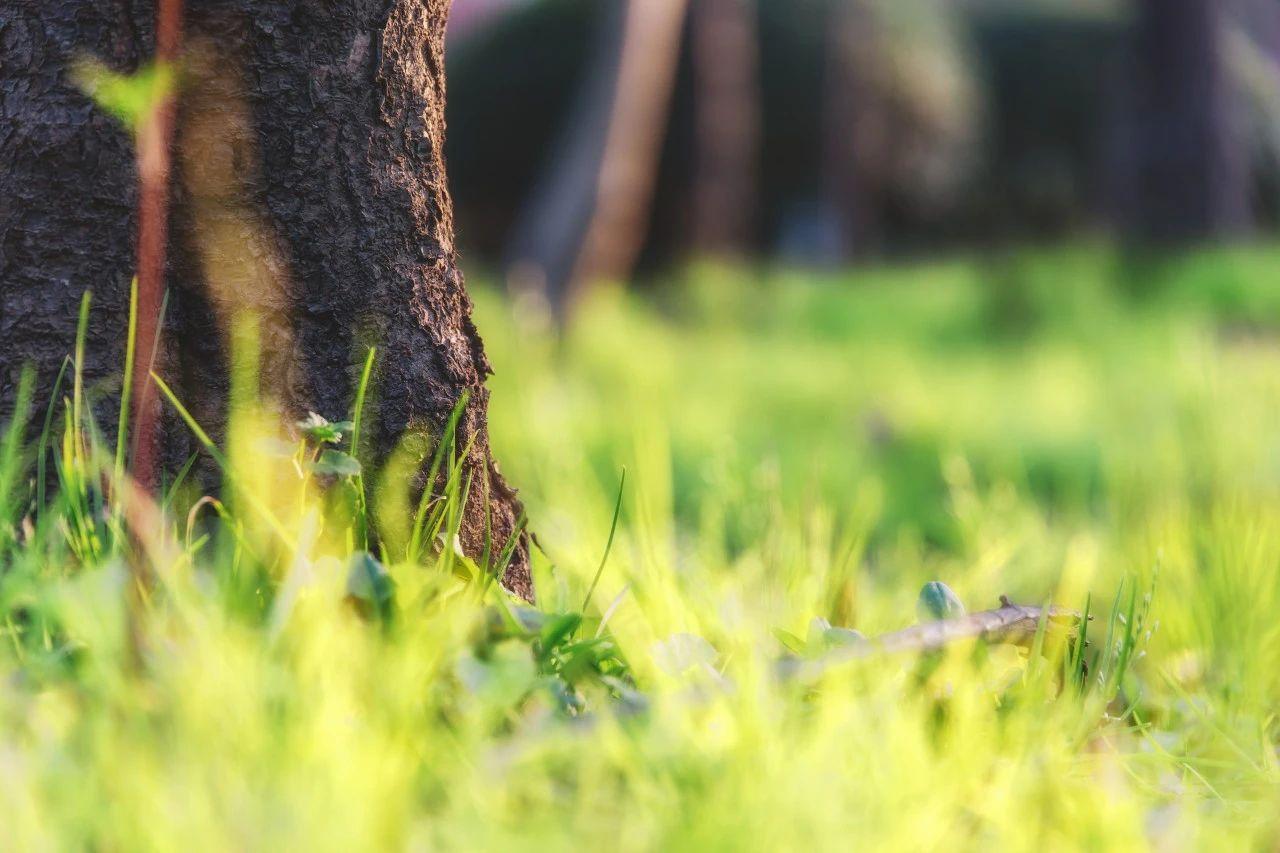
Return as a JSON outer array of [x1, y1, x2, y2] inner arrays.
[[1129, 0, 1251, 242], [821, 0, 878, 262], [1231, 0, 1280, 226], [691, 0, 760, 259], [817, 0, 978, 261], [503, 0, 629, 314], [0, 0, 533, 598], [505, 0, 687, 319]]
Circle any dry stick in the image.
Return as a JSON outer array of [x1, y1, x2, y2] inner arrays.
[[774, 598, 1088, 688], [869, 596, 1085, 656], [130, 0, 183, 495], [794, 597, 1087, 674]]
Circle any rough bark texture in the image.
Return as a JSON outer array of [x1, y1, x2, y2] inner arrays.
[[1129, 0, 1251, 242], [690, 0, 759, 257], [0, 0, 532, 599]]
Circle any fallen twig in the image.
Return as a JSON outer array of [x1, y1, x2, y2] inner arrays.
[[870, 595, 1084, 656], [778, 596, 1087, 682]]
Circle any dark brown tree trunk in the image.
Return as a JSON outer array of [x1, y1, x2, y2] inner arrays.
[[690, 0, 760, 258], [1129, 0, 1251, 242], [0, 0, 532, 599]]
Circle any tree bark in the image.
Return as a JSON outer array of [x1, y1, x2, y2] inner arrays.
[[0, 0, 532, 599], [1129, 0, 1251, 242], [504, 0, 687, 319], [690, 0, 760, 258]]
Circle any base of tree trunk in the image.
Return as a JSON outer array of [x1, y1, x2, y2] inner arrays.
[[1, 0, 533, 598]]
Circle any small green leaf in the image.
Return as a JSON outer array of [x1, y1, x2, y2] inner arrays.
[[297, 412, 354, 445], [345, 551, 395, 612], [74, 59, 175, 132], [539, 613, 583, 654], [918, 581, 966, 622], [806, 616, 833, 648], [800, 617, 866, 656], [555, 639, 606, 684], [774, 628, 807, 655], [313, 450, 361, 477]]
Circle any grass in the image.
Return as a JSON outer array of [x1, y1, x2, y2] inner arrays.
[[1, 244, 1280, 848]]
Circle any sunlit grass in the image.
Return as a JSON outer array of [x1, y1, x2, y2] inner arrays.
[[1, 248, 1279, 848]]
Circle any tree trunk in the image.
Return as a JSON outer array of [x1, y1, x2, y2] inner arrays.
[[1129, 0, 1251, 242], [690, 0, 760, 258], [503, 0, 629, 316], [0, 0, 533, 599], [504, 0, 687, 319], [820, 0, 878, 262]]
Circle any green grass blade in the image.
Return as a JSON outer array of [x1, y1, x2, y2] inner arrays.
[[350, 346, 376, 550], [36, 357, 71, 516], [581, 467, 626, 615], [408, 391, 469, 563], [114, 277, 139, 495], [152, 372, 293, 549], [0, 367, 36, 546]]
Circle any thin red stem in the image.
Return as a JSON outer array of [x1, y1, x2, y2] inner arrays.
[[130, 0, 183, 493]]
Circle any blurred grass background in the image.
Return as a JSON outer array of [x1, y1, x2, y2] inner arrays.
[[3, 246, 1280, 847], [483, 244, 1280, 593]]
